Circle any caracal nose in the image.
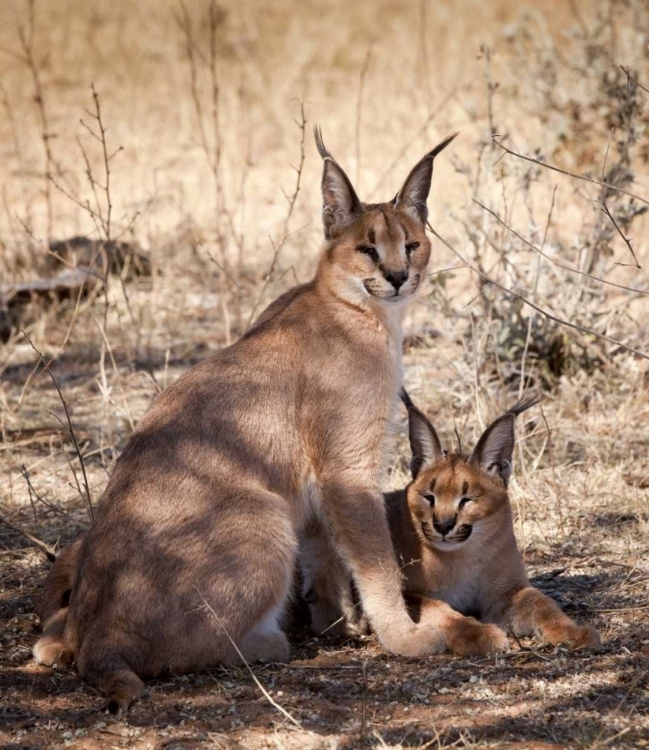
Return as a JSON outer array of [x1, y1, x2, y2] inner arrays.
[[383, 269, 408, 291], [433, 518, 455, 536]]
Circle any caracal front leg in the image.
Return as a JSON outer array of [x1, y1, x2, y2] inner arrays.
[[501, 586, 600, 650], [409, 597, 508, 656], [321, 479, 445, 657]]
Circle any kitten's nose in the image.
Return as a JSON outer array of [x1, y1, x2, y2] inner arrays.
[[433, 518, 455, 536], [383, 269, 408, 291]]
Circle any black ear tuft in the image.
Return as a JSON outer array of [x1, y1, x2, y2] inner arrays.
[[394, 132, 458, 224], [313, 124, 332, 160], [314, 125, 364, 239], [469, 393, 540, 487], [401, 389, 444, 477]]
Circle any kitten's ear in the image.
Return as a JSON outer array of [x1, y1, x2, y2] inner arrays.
[[394, 132, 458, 225], [400, 389, 444, 478], [314, 126, 364, 239], [469, 395, 541, 487]]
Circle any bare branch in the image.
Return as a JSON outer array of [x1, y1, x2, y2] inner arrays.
[[621, 65, 649, 96], [427, 224, 649, 362], [23, 332, 94, 522], [492, 135, 649, 208], [0, 509, 56, 561], [600, 200, 644, 272], [245, 102, 307, 330], [474, 199, 649, 295]]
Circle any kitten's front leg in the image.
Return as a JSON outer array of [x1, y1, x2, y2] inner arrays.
[[502, 586, 600, 650], [410, 596, 509, 657]]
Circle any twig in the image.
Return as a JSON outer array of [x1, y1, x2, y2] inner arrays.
[[620, 65, 649, 96], [481, 45, 498, 140], [600, 200, 644, 272], [195, 588, 304, 730], [0, 509, 56, 561], [474, 199, 649, 295], [205, 250, 243, 291], [492, 135, 649, 208], [23, 332, 94, 522], [539, 403, 564, 535], [355, 43, 373, 187], [519, 186, 555, 395], [0, 76, 31, 235], [359, 660, 369, 748], [245, 102, 307, 330], [19, 465, 78, 524], [18, 0, 53, 240], [427, 224, 649, 361]]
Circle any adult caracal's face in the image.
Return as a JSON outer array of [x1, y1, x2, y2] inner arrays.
[[402, 393, 540, 552], [314, 129, 457, 309]]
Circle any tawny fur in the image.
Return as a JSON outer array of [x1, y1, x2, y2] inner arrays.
[[32, 536, 83, 668], [303, 395, 601, 655], [33, 131, 457, 712]]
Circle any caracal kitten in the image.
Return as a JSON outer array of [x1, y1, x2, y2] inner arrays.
[[33, 130, 458, 712], [303, 393, 601, 655]]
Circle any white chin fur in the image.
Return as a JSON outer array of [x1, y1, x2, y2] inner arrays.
[[431, 539, 466, 552]]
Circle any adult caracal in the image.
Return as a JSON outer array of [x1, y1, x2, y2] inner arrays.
[[303, 393, 600, 655], [33, 130, 457, 711]]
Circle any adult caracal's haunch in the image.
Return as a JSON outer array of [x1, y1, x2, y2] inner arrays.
[[33, 130, 458, 712], [303, 394, 601, 656]]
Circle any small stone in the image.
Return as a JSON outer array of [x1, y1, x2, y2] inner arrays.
[[469, 675, 478, 683]]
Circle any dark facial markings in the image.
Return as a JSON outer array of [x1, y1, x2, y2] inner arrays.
[[357, 244, 378, 263], [405, 241, 420, 257], [453, 524, 473, 542]]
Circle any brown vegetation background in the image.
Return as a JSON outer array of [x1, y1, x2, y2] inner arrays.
[[0, 0, 648, 748]]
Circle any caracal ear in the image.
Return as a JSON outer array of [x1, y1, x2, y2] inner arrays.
[[400, 389, 444, 478], [393, 132, 458, 225], [314, 125, 364, 239], [469, 394, 541, 487]]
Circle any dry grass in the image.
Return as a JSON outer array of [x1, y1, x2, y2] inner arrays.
[[1, 0, 649, 747]]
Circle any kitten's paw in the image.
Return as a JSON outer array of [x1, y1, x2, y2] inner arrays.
[[448, 620, 509, 657]]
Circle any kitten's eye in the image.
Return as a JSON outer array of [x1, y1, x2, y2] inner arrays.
[[458, 497, 472, 510], [405, 241, 420, 256], [357, 245, 379, 262], [423, 493, 435, 506]]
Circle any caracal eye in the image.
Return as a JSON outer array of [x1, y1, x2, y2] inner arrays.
[[423, 493, 435, 506], [356, 244, 379, 263], [458, 497, 472, 510], [405, 241, 420, 256]]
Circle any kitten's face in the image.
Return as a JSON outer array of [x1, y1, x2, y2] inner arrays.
[[406, 455, 509, 551]]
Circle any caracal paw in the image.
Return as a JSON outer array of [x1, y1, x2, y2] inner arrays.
[[448, 620, 509, 657]]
